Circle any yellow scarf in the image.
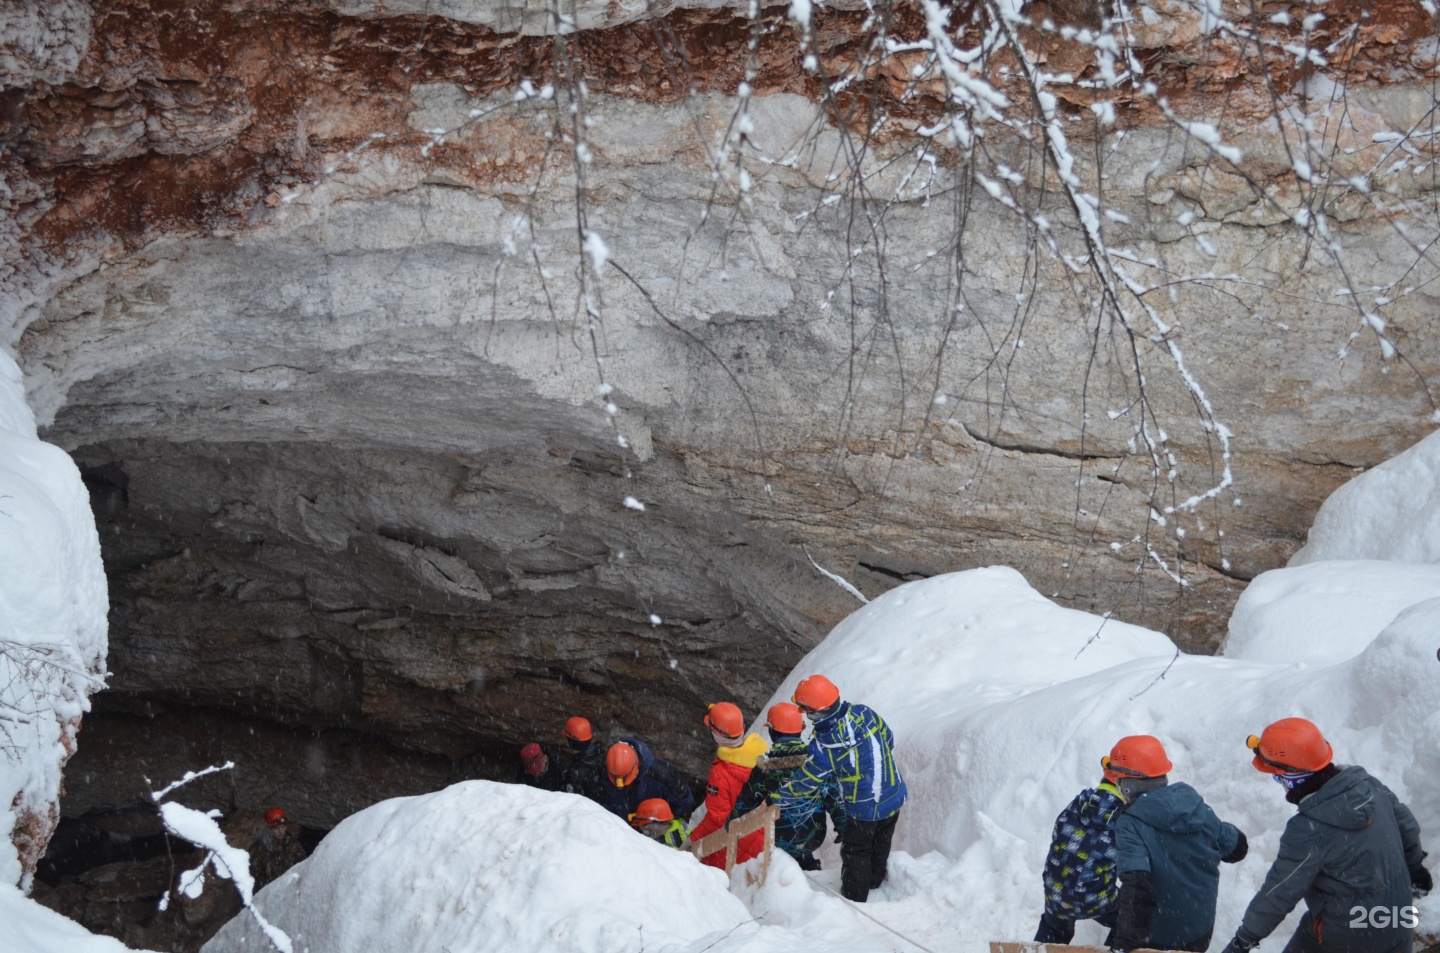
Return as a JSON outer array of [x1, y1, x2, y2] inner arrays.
[[716, 733, 769, 769]]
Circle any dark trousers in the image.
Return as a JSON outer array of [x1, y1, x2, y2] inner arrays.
[[1035, 909, 1118, 946], [840, 812, 900, 902]]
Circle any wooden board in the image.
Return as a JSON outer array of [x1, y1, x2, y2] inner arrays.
[[992, 944, 1175, 953]]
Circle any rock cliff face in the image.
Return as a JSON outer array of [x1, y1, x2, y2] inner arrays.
[[4, 0, 1439, 836]]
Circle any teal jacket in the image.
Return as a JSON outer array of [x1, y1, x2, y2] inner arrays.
[[774, 702, 907, 822], [1115, 782, 1242, 948]]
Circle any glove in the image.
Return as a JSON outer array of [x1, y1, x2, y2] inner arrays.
[[1222, 829, 1249, 864], [1219, 927, 1263, 953], [1412, 863, 1433, 898]]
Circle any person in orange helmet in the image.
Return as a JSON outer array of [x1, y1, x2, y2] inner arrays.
[[1109, 735, 1247, 953], [688, 702, 770, 869], [1218, 718, 1428, 953], [630, 798, 688, 849], [559, 716, 607, 803], [773, 674, 906, 902], [758, 701, 847, 871], [250, 806, 308, 890], [597, 737, 697, 822]]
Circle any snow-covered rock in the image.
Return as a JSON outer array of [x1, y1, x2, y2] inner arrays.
[[202, 781, 756, 953], [1291, 428, 1440, 565]]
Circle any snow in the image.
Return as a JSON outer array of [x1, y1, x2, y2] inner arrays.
[[203, 781, 755, 953], [1223, 559, 1440, 665], [1290, 428, 1440, 564], [0, 882, 144, 953], [0, 351, 108, 888]]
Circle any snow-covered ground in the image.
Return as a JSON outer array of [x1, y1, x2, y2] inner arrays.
[[6, 329, 1439, 953]]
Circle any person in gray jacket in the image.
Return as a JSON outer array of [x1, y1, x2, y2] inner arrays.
[[1107, 735, 1249, 953], [1220, 718, 1430, 953]]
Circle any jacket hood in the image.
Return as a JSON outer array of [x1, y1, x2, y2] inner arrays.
[[1297, 765, 1379, 831], [619, 736, 656, 773], [1125, 781, 1210, 834], [717, 733, 769, 769]]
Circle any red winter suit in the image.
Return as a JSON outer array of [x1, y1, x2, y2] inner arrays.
[[691, 733, 769, 870]]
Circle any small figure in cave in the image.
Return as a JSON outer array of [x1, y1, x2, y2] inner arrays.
[[599, 738, 697, 822], [756, 701, 846, 871], [515, 741, 567, 792], [688, 701, 769, 869], [560, 716, 608, 803], [630, 797, 688, 849], [250, 806, 309, 890]]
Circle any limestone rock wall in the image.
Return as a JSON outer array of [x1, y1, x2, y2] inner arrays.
[[3, 0, 1438, 829]]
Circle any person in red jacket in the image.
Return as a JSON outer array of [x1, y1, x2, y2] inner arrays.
[[689, 702, 770, 870]]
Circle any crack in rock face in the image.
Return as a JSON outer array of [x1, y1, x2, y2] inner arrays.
[[5, 0, 1440, 851]]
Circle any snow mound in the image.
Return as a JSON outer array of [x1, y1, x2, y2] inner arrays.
[[0, 351, 108, 886], [1290, 428, 1440, 565], [202, 781, 755, 953], [1222, 560, 1440, 665]]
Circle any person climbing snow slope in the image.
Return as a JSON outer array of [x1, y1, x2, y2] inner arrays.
[[1034, 756, 1126, 944], [1109, 735, 1248, 953], [758, 701, 846, 871], [598, 738, 697, 822], [1219, 718, 1430, 953], [775, 674, 906, 902], [688, 702, 770, 870]]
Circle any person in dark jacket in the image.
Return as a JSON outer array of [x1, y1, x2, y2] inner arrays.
[[598, 737, 698, 822], [1109, 735, 1248, 953], [515, 742, 567, 792], [251, 806, 309, 890], [1034, 762, 1126, 945], [758, 702, 846, 871], [1219, 718, 1429, 953], [630, 798, 689, 849], [560, 716, 607, 803], [774, 674, 907, 902]]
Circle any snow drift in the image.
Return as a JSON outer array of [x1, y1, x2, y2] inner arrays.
[[202, 781, 757, 953]]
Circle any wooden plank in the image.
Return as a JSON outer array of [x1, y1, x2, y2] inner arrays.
[[992, 944, 1176, 953]]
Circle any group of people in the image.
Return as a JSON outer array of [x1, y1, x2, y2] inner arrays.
[[515, 674, 906, 902], [1039, 718, 1430, 953]]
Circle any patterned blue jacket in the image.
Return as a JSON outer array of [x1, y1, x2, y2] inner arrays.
[[762, 738, 848, 854], [1043, 781, 1124, 919], [774, 702, 907, 822]]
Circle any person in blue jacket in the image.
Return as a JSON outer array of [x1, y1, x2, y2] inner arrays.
[[1108, 735, 1248, 953], [1035, 763, 1126, 944], [758, 701, 848, 870], [598, 738, 698, 822], [775, 674, 907, 902]]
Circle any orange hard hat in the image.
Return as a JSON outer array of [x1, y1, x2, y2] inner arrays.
[[1247, 718, 1333, 774], [631, 798, 674, 826], [563, 717, 593, 742], [792, 675, 840, 713], [1103, 736, 1173, 782], [704, 702, 745, 739], [264, 807, 286, 826], [606, 742, 640, 787], [766, 702, 806, 735]]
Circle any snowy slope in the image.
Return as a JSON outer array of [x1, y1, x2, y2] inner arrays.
[[0, 351, 109, 888]]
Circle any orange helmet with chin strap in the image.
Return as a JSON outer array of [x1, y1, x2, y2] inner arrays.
[[606, 742, 640, 787], [792, 675, 840, 713], [704, 702, 745, 740], [1103, 735, 1173, 783], [766, 702, 806, 735], [1247, 718, 1332, 774]]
